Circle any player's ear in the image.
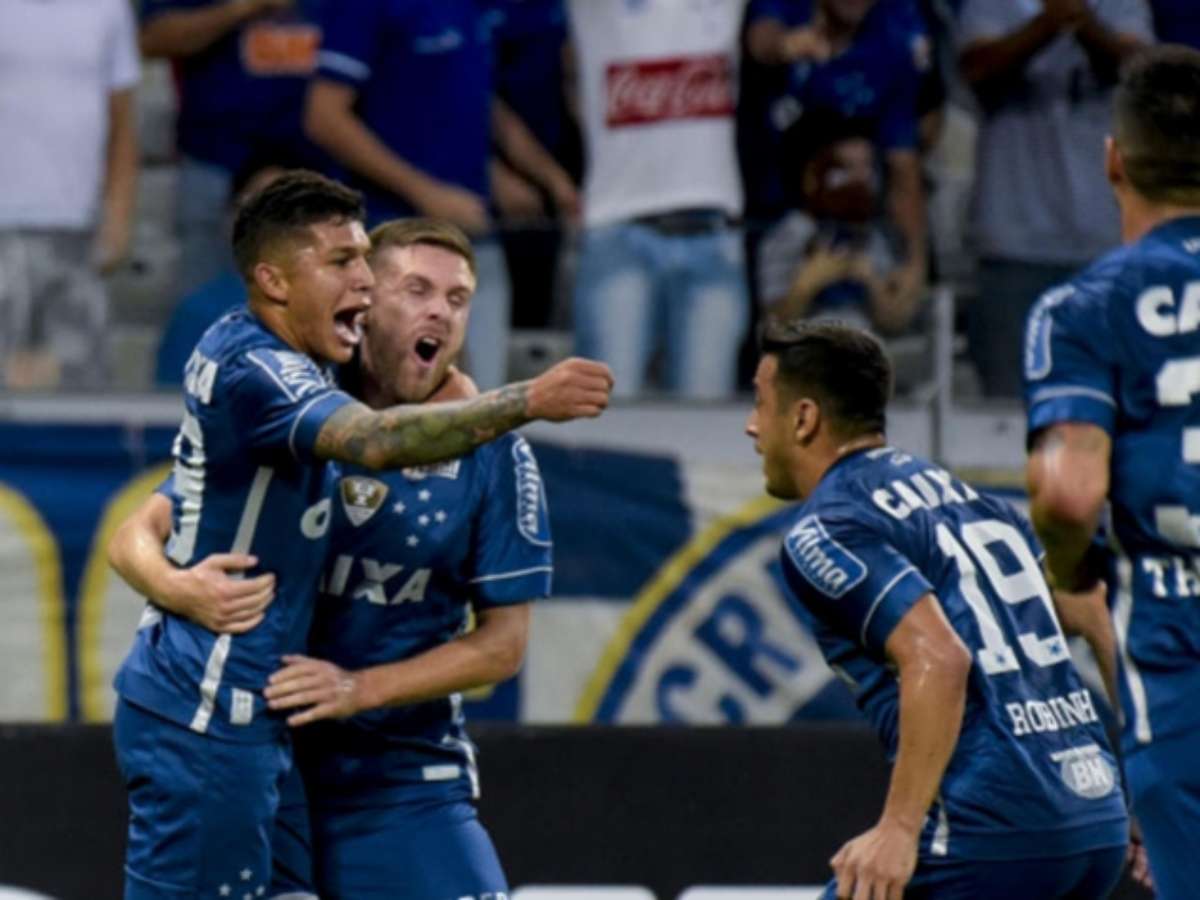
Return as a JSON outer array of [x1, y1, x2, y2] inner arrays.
[[1105, 136, 1126, 192], [252, 261, 290, 305], [792, 397, 820, 446]]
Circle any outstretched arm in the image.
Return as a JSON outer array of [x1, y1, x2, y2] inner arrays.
[[830, 594, 971, 900], [313, 357, 613, 470], [108, 493, 275, 634], [264, 603, 531, 726]]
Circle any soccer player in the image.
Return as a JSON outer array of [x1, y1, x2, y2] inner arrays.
[[747, 320, 1129, 900], [108, 171, 612, 899], [1024, 45, 1200, 900]]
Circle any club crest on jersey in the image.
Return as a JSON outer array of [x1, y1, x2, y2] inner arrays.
[[513, 438, 550, 546], [402, 460, 461, 481], [784, 516, 866, 599], [339, 476, 389, 527]]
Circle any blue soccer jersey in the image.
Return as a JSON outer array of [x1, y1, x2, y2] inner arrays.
[[314, 0, 494, 223], [1025, 215, 1200, 752], [296, 433, 552, 805], [780, 448, 1128, 862], [115, 309, 355, 742]]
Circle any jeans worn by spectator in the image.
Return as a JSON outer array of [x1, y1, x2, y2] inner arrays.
[[970, 258, 1080, 399], [0, 230, 109, 388], [463, 238, 513, 391], [574, 219, 748, 399], [176, 156, 235, 299]]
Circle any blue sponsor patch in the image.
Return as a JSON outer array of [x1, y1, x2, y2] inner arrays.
[[1024, 285, 1075, 382], [784, 515, 867, 599]]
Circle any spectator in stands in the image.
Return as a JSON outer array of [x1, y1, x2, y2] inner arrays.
[[959, 0, 1150, 398], [491, 0, 581, 330], [304, 0, 578, 389], [153, 162, 288, 387], [1150, 1, 1200, 46], [0, 0, 138, 390], [568, 0, 749, 399], [740, 0, 934, 319], [139, 0, 327, 297], [759, 118, 917, 335]]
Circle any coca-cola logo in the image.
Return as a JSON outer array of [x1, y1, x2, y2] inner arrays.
[[605, 54, 735, 127]]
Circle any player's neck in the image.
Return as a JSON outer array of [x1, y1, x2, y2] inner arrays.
[[1121, 197, 1200, 244], [249, 298, 308, 358], [799, 431, 886, 497]]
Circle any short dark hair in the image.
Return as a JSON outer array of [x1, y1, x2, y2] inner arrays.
[[1114, 45, 1200, 205], [231, 170, 365, 279], [368, 218, 476, 276], [760, 319, 891, 436]]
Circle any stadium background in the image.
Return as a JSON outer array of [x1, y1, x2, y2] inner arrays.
[[0, 400, 1150, 899]]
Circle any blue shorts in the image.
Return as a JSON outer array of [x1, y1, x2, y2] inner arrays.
[[818, 846, 1125, 900], [274, 773, 507, 900], [1125, 727, 1200, 900], [113, 697, 293, 900]]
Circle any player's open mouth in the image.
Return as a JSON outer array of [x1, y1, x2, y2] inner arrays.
[[333, 309, 366, 347], [413, 336, 442, 367]]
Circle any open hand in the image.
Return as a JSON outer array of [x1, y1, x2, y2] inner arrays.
[[264, 654, 363, 726], [830, 818, 919, 900], [173, 553, 275, 634]]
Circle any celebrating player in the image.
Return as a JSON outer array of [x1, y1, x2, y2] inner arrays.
[[747, 321, 1128, 900], [1024, 45, 1200, 900], [108, 171, 612, 900]]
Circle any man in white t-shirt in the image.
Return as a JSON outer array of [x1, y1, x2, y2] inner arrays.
[[0, 0, 139, 389], [568, 0, 749, 399]]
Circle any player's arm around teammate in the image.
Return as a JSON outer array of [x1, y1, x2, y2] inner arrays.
[[829, 597, 971, 900]]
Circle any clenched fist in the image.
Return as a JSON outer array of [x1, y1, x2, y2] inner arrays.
[[525, 357, 614, 422]]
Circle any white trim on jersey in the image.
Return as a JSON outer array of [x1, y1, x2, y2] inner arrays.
[[1029, 385, 1116, 408], [288, 391, 336, 461], [189, 466, 274, 733], [469, 565, 553, 585], [317, 49, 370, 82], [930, 797, 950, 857], [1113, 558, 1153, 744], [860, 565, 918, 646]]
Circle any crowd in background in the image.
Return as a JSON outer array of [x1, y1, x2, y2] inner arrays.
[[0, 0, 1196, 397]]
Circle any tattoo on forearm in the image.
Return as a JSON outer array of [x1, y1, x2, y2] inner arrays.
[[317, 383, 529, 468]]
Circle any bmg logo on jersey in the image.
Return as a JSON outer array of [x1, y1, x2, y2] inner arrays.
[[785, 516, 866, 599], [1050, 745, 1117, 800]]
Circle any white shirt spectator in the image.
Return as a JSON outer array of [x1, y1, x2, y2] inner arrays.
[[0, 0, 140, 229], [568, 0, 744, 227]]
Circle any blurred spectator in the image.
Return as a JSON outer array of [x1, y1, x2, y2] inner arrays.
[[741, 0, 933, 316], [759, 119, 916, 334], [1150, 0, 1200, 46], [305, 0, 577, 389], [0, 0, 138, 390], [567, 0, 749, 399], [139, 0, 327, 297], [153, 162, 287, 387], [959, 0, 1150, 397], [491, 0, 581, 329]]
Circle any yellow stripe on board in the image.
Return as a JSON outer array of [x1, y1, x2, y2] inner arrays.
[[0, 484, 68, 721], [79, 463, 172, 721], [573, 495, 784, 723]]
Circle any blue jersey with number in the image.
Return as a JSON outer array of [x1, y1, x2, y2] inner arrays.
[[780, 448, 1127, 861], [115, 309, 354, 742], [295, 433, 552, 807], [1024, 215, 1200, 752]]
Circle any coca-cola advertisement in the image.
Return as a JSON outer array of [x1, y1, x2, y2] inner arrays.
[[605, 53, 735, 127]]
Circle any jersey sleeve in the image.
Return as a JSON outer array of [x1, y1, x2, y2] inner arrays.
[[780, 511, 932, 655], [316, 0, 384, 88], [108, 0, 141, 92], [468, 436, 553, 608], [225, 349, 355, 463], [1023, 281, 1118, 438]]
